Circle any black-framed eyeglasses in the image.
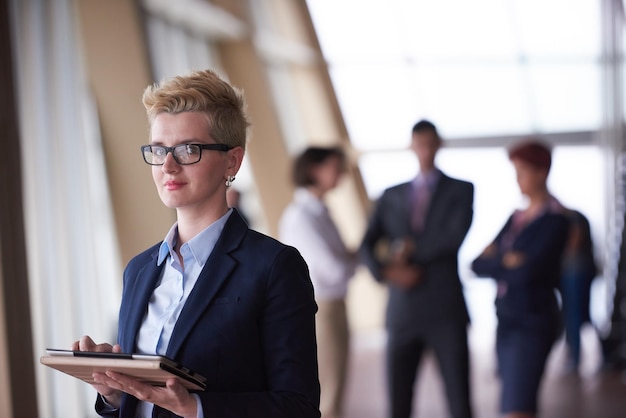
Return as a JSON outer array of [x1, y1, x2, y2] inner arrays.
[[140, 143, 232, 166]]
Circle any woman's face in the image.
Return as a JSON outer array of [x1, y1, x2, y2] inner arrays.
[[512, 158, 548, 197], [150, 112, 242, 212], [312, 155, 345, 193]]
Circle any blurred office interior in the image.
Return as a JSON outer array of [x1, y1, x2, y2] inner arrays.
[[1, 0, 625, 416]]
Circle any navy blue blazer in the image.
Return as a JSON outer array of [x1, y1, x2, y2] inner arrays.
[[359, 173, 474, 332], [472, 210, 570, 323], [97, 210, 321, 418]]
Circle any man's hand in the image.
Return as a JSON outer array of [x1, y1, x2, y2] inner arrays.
[[383, 263, 423, 290]]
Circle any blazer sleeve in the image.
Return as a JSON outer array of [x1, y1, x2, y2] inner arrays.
[[497, 214, 570, 288], [472, 214, 570, 287], [471, 217, 512, 279], [359, 190, 392, 282]]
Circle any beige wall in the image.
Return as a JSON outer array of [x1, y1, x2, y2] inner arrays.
[[219, 39, 294, 237], [76, 0, 176, 265]]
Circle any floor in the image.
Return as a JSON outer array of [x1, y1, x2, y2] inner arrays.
[[341, 325, 626, 418]]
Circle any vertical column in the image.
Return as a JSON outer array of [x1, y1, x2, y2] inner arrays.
[[0, 0, 39, 416]]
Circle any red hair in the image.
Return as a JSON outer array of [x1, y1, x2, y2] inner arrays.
[[508, 139, 552, 171]]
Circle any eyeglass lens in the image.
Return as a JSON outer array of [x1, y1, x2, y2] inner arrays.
[[143, 144, 202, 165]]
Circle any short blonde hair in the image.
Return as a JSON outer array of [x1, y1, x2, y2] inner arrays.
[[142, 69, 250, 150]]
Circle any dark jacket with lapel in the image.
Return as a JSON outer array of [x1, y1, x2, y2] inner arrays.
[[360, 173, 474, 332], [97, 211, 321, 418]]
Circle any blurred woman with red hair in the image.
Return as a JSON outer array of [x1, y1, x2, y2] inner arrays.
[[472, 139, 570, 418]]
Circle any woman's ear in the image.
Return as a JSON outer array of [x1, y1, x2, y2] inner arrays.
[[226, 146, 245, 175]]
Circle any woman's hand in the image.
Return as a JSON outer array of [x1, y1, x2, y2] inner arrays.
[[71, 335, 197, 417], [92, 372, 198, 418], [71, 335, 123, 407]]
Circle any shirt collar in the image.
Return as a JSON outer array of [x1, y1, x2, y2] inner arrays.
[[414, 168, 441, 189], [511, 195, 564, 226], [157, 208, 233, 266]]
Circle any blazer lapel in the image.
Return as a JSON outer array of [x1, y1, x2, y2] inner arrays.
[[398, 183, 413, 229], [422, 174, 448, 227], [165, 211, 246, 358], [120, 251, 163, 353]]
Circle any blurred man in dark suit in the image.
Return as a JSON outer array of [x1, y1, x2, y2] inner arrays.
[[360, 120, 474, 418]]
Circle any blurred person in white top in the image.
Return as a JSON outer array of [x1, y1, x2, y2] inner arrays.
[[279, 146, 358, 418]]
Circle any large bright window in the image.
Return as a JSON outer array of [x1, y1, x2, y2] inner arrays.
[[307, 0, 609, 331], [307, 0, 601, 144]]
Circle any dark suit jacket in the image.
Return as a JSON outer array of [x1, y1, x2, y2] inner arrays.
[[96, 210, 321, 418], [359, 173, 474, 333]]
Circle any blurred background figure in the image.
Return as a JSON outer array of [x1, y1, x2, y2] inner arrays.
[[226, 187, 251, 226], [560, 208, 598, 375], [359, 120, 474, 418], [279, 146, 359, 418], [471, 140, 570, 418]]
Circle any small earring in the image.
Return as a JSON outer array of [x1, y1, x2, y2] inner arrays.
[[225, 175, 236, 187]]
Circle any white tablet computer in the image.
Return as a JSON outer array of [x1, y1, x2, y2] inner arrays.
[[40, 349, 206, 391]]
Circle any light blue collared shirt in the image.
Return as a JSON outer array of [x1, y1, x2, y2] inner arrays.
[[134, 209, 232, 418]]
